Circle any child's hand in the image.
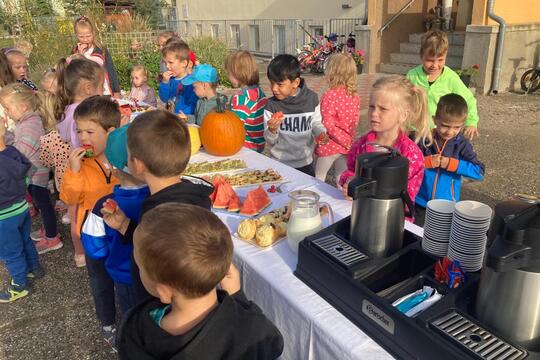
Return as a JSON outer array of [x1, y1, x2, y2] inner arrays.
[[220, 263, 241, 295], [162, 71, 174, 83], [316, 133, 330, 145], [463, 126, 479, 141], [69, 148, 86, 173], [268, 113, 284, 134], [0, 116, 6, 137], [120, 114, 130, 126], [177, 111, 188, 121], [341, 179, 353, 201], [430, 154, 442, 168], [102, 202, 130, 235], [76, 42, 88, 54], [440, 156, 450, 169]]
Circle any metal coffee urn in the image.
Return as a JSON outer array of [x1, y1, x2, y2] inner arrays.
[[347, 148, 414, 258], [476, 199, 540, 346]]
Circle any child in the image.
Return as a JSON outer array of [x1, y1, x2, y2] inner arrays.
[[158, 41, 198, 115], [0, 118, 43, 303], [59, 96, 120, 270], [41, 68, 57, 94], [339, 75, 432, 207], [100, 110, 213, 303], [129, 64, 157, 107], [0, 51, 15, 87], [406, 30, 479, 140], [4, 49, 38, 90], [264, 54, 329, 176], [157, 31, 176, 75], [225, 50, 268, 152], [117, 203, 284, 359], [415, 93, 485, 223], [181, 63, 227, 125], [0, 83, 62, 254], [72, 16, 121, 97], [315, 54, 361, 184]]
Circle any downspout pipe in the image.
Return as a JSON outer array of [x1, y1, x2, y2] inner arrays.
[[487, 0, 506, 94]]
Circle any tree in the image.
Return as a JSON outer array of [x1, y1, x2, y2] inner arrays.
[[133, 0, 168, 29]]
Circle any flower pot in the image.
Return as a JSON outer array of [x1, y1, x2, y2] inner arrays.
[[357, 64, 363, 74], [460, 74, 471, 87]]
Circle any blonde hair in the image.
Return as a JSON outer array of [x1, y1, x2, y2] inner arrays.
[[131, 64, 148, 79], [325, 54, 357, 95], [371, 75, 433, 146], [225, 50, 259, 87], [420, 30, 448, 58], [73, 16, 102, 49], [0, 83, 56, 130], [41, 67, 56, 92]]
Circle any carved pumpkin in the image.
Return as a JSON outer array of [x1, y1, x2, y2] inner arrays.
[[187, 124, 201, 155], [200, 97, 246, 156]]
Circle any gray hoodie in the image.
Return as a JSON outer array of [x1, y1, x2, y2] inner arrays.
[[187, 94, 228, 126], [263, 80, 326, 168]]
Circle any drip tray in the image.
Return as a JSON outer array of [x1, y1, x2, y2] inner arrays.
[[312, 234, 369, 269], [431, 311, 527, 360]]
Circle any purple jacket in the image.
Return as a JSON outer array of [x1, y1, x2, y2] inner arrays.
[[56, 103, 80, 149]]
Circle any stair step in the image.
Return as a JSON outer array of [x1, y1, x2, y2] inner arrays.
[[400, 42, 464, 56], [409, 32, 465, 45], [380, 62, 415, 75], [390, 52, 462, 68]]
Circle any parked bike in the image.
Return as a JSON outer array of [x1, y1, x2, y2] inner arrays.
[[520, 66, 540, 93]]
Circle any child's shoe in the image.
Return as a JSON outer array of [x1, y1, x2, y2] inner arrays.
[[102, 325, 117, 352], [0, 280, 30, 303], [55, 200, 67, 212], [36, 235, 63, 254], [27, 266, 45, 280], [30, 228, 45, 242], [74, 254, 86, 268], [61, 212, 71, 225], [28, 204, 39, 217]]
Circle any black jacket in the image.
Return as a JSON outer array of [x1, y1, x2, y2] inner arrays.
[[118, 290, 284, 360], [0, 146, 31, 211]]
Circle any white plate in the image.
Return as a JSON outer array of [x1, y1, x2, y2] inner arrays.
[[427, 199, 455, 214], [455, 200, 493, 220]]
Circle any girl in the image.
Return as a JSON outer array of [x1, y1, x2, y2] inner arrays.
[[315, 54, 360, 184], [4, 49, 38, 90], [0, 51, 15, 87], [71, 16, 120, 98], [225, 50, 268, 152], [0, 83, 62, 254], [339, 75, 432, 207], [129, 64, 157, 107], [41, 68, 57, 94]]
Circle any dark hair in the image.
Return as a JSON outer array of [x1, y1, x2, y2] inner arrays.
[[161, 40, 190, 62], [127, 110, 191, 177], [0, 51, 15, 86], [267, 54, 301, 83], [74, 95, 121, 130], [135, 203, 233, 298], [435, 93, 468, 123]]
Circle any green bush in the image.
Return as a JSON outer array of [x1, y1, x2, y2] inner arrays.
[[112, 44, 162, 92], [188, 36, 231, 88]]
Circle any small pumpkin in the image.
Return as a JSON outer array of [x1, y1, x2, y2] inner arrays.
[[200, 96, 246, 156], [187, 124, 201, 155]]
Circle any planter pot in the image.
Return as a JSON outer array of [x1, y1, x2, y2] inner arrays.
[[357, 64, 363, 74], [460, 74, 471, 87]]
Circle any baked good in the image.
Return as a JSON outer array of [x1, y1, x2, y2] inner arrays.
[[257, 214, 276, 226], [275, 221, 287, 238], [237, 219, 257, 241], [255, 224, 277, 247]]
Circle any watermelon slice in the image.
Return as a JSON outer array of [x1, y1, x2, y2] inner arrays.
[[240, 186, 272, 216], [209, 175, 224, 203], [227, 194, 241, 212], [102, 199, 118, 215], [82, 144, 94, 157], [212, 183, 230, 209]]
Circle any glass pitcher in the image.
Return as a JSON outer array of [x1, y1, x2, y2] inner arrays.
[[287, 190, 334, 255]]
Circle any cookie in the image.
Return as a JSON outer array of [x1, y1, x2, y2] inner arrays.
[[237, 219, 257, 241], [255, 224, 277, 247]]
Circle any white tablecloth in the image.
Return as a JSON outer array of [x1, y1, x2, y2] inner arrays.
[[190, 148, 424, 360]]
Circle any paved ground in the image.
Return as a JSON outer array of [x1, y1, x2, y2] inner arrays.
[[1, 73, 539, 360]]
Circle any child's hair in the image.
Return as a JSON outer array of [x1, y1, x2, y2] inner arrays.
[[74, 95, 121, 130], [225, 50, 259, 86], [325, 54, 357, 95], [267, 54, 301, 83], [127, 110, 191, 177], [371, 75, 433, 146], [161, 40, 190, 61], [0, 51, 15, 86], [73, 15, 102, 48], [135, 203, 233, 298], [131, 64, 148, 80], [0, 83, 56, 130], [158, 30, 177, 42], [41, 67, 56, 90], [435, 93, 468, 123], [420, 30, 448, 58]]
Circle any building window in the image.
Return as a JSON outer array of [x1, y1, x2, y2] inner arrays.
[[310, 26, 324, 39], [250, 25, 260, 52], [273, 25, 285, 54], [181, 4, 189, 18], [230, 24, 241, 48], [196, 24, 203, 37], [211, 24, 219, 38]]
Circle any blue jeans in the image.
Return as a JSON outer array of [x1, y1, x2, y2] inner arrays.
[[0, 210, 40, 286]]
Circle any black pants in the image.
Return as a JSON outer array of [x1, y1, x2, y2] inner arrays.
[[28, 184, 57, 238], [295, 163, 315, 177], [414, 206, 426, 227]]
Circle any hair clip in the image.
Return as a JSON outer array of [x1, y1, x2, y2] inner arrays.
[[2, 47, 16, 55], [76, 15, 89, 23]]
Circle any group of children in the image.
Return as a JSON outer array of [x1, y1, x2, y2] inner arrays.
[[0, 17, 485, 358]]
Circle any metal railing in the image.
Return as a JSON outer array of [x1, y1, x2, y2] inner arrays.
[[377, 0, 417, 37]]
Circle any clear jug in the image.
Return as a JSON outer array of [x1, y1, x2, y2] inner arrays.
[[287, 190, 333, 255]]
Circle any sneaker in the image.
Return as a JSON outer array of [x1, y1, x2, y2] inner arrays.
[[0, 280, 30, 303], [74, 254, 86, 268], [30, 228, 45, 242], [36, 236, 63, 254], [102, 325, 117, 352], [55, 200, 67, 212], [61, 213, 71, 225], [27, 266, 45, 279]]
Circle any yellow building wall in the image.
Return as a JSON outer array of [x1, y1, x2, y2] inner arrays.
[[473, 0, 540, 25]]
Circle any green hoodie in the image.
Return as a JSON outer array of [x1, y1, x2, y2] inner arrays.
[[406, 65, 479, 128]]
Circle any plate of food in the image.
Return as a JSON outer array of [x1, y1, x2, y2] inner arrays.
[[203, 169, 283, 188], [184, 159, 247, 176]]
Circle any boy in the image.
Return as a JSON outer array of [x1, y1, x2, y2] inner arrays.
[[406, 30, 480, 141], [158, 41, 198, 115], [264, 54, 328, 176], [101, 110, 214, 303], [0, 119, 43, 303], [117, 203, 284, 359], [180, 63, 227, 125], [415, 93, 485, 224]]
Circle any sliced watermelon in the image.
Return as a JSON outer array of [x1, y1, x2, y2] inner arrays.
[[227, 193, 241, 212], [240, 186, 272, 216], [212, 183, 230, 209]]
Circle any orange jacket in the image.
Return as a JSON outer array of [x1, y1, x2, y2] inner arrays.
[[60, 158, 119, 235]]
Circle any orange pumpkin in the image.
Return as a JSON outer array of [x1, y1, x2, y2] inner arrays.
[[200, 97, 246, 156]]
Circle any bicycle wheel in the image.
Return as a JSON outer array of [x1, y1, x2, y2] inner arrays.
[[520, 68, 540, 93]]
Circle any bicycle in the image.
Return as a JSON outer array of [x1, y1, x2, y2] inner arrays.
[[520, 66, 540, 93]]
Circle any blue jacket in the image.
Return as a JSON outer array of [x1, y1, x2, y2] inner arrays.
[[0, 145, 30, 212], [416, 134, 485, 208], [158, 76, 198, 115], [81, 185, 150, 284]]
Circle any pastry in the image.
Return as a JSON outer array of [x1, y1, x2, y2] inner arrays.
[[237, 219, 257, 241], [275, 221, 287, 238], [255, 224, 277, 247], [206, 169, 282, 187], [185, 159, 247, 175], [257, 214, 276, 226]]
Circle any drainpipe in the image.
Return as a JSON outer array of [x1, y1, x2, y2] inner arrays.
[[487, 0, 506, 94]]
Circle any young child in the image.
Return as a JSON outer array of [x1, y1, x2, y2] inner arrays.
[[315, 54, 361, 184], [158, 41, 198, 115], [0, 118, 43, 303], [59, 96, 120, 269], [181, 63, 227, 125], [225, 50, 268, 152], [41, 68, 57, 94], [157, 31, 176, 75], [339, 75, 432, 206], [0, 84, 62, 254], [264, 54, 329, 176], [101, 110, 214, 303], [129, 64, 157, 107], [71, 16, 120, 97], [406, 30, 479, 140], [117, 203, 284, 359], [4, 49, 38, 90], [415, 93, 485, 223]]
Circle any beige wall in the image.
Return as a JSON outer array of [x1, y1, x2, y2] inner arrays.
[[472, 0, 540, 26]]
